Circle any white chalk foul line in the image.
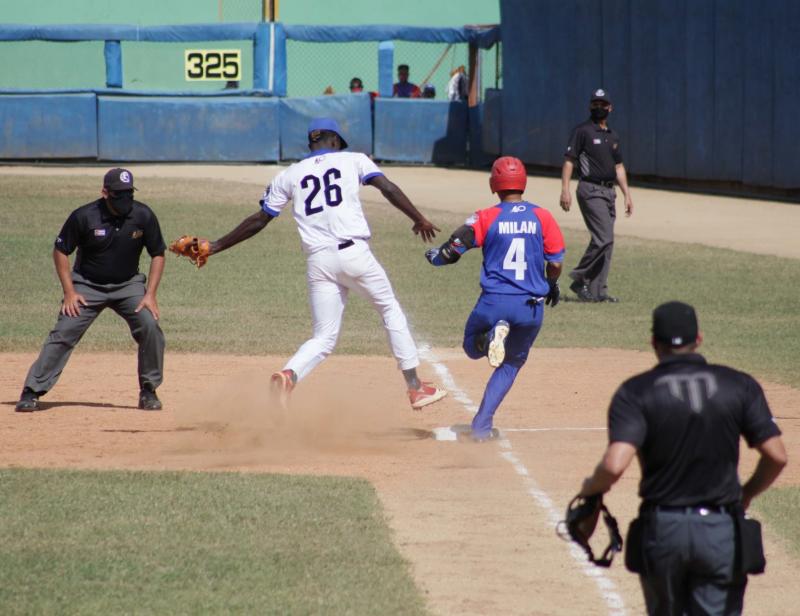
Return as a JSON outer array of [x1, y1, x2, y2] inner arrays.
[[418, 344, 627, 616]]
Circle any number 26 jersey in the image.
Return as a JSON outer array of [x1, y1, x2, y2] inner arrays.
[[260, 149, 384, 254], [467, 201, 565, 297]]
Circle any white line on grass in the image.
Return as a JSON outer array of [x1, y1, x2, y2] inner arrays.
[[418, 345, 627, 616]]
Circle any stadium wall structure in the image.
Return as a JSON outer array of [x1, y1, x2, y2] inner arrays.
[[500, 0, 800, 191], [0, 22, 500, 165]]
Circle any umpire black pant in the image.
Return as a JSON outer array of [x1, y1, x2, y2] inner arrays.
[[639, 509, 747, 616], [569, 180, 616, 299], [23, 271, 165, 395]]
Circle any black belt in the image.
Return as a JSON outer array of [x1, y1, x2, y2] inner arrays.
[[582, 178, 615, 188], [641, 503, 734, 515], [337, 239, 355, 250]]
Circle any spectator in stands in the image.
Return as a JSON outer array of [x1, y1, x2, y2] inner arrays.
[[421, 84, 436, 99], [349, 77, 365, 93], [349, 76, 378, 102], [393, 64, 421, 98], [447, 65, 468, 101]]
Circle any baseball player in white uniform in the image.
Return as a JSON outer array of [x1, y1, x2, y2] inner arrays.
[[204, 118, 447, 410]]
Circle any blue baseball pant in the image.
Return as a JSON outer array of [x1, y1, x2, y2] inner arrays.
[[462, 292, 543, 437]]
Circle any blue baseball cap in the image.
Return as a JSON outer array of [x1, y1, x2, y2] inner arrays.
[[307, 117, 348, 149]]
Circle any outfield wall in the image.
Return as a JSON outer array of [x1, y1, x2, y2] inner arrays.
[[0, 22, 499, 164], [500, 0, 800, 190]]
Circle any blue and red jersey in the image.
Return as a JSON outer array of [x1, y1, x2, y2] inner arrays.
[[466, 201, 565, 296]]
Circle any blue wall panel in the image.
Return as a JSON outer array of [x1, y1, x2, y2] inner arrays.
[[655, 0, 687, 179], [742, 3, 773, 187], [772, 0, 800, 188], [712, 0, 745, 181], [279, 94, 371, 160], [0, 94, 96, 158], [500, 0, 800, 189], [684, 1, 715, 180], [628, 2, 658, 176], [374, 99, 467, 164], [97, 97, 279, 161], [500, 0, 543, 161], [482, 88, 502, 155]]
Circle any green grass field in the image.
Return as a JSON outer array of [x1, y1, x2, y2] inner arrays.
[[1, 173, 798, 611], [2, 174, 799, 388], [0, 469, 426, 615]]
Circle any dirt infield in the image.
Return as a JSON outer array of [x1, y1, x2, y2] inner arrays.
[[1, 350, 798, 615], [2, 164, 798, 615]]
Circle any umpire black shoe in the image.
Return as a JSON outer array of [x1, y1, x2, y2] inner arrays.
[[138, 388, 162, 411], [569, 280, 595, 302], [15, 388, 40, 412]]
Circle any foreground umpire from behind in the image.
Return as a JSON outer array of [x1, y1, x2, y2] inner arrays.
[[560, 89, 633, 302], [15, 168, 166, 412], [576, 301, 787, 615]]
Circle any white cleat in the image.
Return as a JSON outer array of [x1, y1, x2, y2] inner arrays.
[[487, 320, 510, 368]]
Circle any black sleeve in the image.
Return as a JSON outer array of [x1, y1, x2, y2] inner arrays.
[[451, 224, 476, 249], [608, 382, 646, 448], [564, 126, 582, 160], [142, 208, 167, 257], [612, 135, 624, 165], [54, 211, 81, 255], [741, 376, 782, 447]]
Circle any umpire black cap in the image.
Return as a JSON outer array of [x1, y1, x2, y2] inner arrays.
[[590, 88, 611, 105], [104, 168, 136, 191], [652, 301, 699, 347]]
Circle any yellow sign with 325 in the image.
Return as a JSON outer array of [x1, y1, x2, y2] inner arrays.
[[184, 50, 241, 81]]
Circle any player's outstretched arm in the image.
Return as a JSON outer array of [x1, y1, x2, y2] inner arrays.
[[210, 210, 274, 255], [425, 225, 475, 266], [367, 175, 440, 242]]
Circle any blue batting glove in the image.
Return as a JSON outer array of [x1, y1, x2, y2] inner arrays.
[[425, 248, 445, 266]]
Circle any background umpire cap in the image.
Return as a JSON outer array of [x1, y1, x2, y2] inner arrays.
[[590, 88, 611, 104], [652, 301, 699, 347], [308, 117, 348, 149], [103, 168, 136, 191]]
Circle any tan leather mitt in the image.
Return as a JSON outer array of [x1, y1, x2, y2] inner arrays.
[[169, 236, 212, 268]]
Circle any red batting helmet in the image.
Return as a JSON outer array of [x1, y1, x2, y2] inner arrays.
[[489, 156, 527, 193]]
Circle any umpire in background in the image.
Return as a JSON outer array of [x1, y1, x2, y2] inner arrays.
[[577, 301, 787, 615], [15, 168, 167, 412], [560, 89, 634, 303]]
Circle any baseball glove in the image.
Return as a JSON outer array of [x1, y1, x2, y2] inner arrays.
[[169, 236, 212, 268], [557, 494, 623, 567]]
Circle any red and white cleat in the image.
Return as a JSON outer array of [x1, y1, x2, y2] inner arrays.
[[408, 382, 447, 410], [270, 369, 296, 410]]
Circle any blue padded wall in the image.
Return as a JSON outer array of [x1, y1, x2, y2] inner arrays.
[[97, 96, 279, 161], [500, 0, 800, 189], [482, 88, 502, 156], [374, 99, 468, 164], [0, 94, 97, 158], [279, 94, 372, 160]]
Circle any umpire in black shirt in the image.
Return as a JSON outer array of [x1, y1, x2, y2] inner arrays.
[[560, 89, 634, 302], [577, 301, 787, 615], [15, 168, 167, 412]]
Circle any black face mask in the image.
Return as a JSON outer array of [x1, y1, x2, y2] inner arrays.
[[107, 190, 134, 216], [590, 107, 609, 121]]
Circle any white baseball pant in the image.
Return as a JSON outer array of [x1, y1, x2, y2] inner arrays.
[[284, 239, 420, 381]]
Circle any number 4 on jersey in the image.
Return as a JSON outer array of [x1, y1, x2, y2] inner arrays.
[[503, 237, 528, 280]]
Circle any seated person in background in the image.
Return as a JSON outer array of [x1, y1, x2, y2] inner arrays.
[[349, 77, 365, 93], [421, 84, 436, 99], [393, 64, 421, 98], [349, 76, 378, 101]]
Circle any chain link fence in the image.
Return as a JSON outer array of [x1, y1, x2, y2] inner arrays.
[[286, 39, 501, 100]]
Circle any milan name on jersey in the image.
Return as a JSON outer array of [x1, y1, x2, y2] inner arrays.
[[498, 220, 537, 235]]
